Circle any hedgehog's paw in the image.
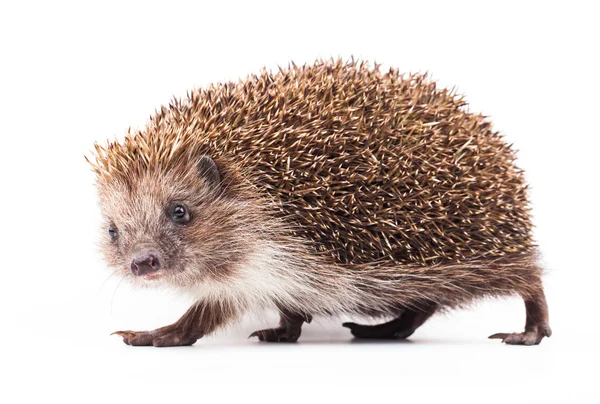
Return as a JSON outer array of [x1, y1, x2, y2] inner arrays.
[[489, 325, 552, 345], [112, 327, 199, 347], [342, 322, 412, 339], [151, 331, 198, 347], [112, 330, 159, 346], [249, 327, 301, 343]]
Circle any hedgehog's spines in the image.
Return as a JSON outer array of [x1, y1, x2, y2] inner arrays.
[[89, 59, 533, 268]]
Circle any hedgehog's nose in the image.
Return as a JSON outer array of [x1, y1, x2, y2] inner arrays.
[[131, 253, 161, 276]]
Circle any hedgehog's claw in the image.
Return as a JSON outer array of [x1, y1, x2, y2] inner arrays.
[[249, 310, 307, 343], [111, 330, 135, 339], [112, 326, 199, 347], [249, 327, 299, 342], [111, 330, 136, 345], [489, 325, 552, 345], [111, 329, 157, 346]]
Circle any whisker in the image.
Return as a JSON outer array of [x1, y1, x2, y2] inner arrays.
[[111, 276, 127, 314], [96, 269, 120, 299]]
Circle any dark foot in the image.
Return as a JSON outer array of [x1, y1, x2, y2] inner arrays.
[[343, 320, 414, 339], [490, 288, 552, 345], [249, 327, 300, 342], [249, 311, 310, 343], [489, 324, 552, 345], [111, 301, 234, 347], [112, 326, 200, 347], [343, 304, 437, 340]]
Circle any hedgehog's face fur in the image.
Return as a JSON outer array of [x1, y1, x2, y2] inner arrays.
[[96, 156, 253, 288]]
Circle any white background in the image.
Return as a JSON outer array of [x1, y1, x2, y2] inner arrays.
[[1, 1, 598, 402]]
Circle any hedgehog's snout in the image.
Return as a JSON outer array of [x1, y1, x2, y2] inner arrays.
[[131, 253, 161, 276], [130, 244, 162, 277]]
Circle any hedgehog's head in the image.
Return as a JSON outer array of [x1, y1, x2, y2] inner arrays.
[[88, 135, 258, 289]]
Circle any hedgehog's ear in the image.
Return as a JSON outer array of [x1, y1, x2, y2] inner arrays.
[[197, 155, 220, 186]]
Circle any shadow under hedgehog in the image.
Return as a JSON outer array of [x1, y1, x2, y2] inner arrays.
[[88, 59, 551, 347]]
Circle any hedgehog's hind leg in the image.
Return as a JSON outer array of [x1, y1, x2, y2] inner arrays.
[[489, 286, 552, 345], [343, 304, 437, 339], [249, 310, 312, 343]]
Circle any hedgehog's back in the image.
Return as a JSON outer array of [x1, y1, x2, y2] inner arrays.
[[133, 60, 534, 267]]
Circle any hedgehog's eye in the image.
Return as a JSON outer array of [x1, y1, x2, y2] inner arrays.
[[108, 225, 118, 241], [170, 204, 190, 224]]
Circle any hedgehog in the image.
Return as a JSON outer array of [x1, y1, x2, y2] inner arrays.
[[88, 59, 551, 347]]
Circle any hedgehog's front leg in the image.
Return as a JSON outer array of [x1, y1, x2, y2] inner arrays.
[[113, 300, 235, 347], [249, 310, 312, 343]]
